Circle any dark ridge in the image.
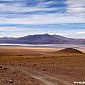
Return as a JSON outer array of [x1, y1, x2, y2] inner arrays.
[[0, 33, 85, 44], [57, 48, 84, 54]]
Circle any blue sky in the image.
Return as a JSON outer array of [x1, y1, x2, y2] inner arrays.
[[0, 0, 85, 38]]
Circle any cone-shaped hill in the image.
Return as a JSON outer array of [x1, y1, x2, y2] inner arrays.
[[57, 48, 84, 54]]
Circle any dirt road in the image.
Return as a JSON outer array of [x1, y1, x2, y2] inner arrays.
[[2, 65, 74, 85]]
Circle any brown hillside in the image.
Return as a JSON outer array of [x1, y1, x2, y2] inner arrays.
[[57, 48, 84, 54]]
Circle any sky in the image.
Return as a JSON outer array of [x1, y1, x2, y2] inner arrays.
[[0, 0, 85, 39]]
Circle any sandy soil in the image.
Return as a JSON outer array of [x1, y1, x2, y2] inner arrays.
[[0, 46, 85, 85]]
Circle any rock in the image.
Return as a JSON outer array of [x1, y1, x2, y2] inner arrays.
[[7, 79, 13, 83], [0, 66, 2, 68]]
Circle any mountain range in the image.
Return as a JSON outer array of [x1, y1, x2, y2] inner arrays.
[[0, 33, 85, 44]]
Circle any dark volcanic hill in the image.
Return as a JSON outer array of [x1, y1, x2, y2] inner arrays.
[[57, 48, 84, 54], [0, 34, 85, 44]]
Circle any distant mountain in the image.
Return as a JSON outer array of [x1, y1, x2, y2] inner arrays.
[[0, 33, 85, 44]]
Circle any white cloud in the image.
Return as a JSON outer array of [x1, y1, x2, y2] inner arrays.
[[67, 0, 85, 16], [0, 3, 58, 13], [0, 26, 21, 31], [0, 14, 85, 24], [0, 0, 84, 38], [76, 32, 85, 34], [0, 0, 84, 24], [73, 31, 85, 39]]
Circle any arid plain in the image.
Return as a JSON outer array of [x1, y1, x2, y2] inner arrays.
[[0, 46, 85, 85]]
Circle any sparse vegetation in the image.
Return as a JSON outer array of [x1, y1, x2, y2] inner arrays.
[[0, 47, 85, 85]]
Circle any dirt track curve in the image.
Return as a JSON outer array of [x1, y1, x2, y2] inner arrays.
[[2, 65, 74, 85]]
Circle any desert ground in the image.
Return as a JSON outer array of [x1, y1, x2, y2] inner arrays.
[[0, 46, 85, 85]]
